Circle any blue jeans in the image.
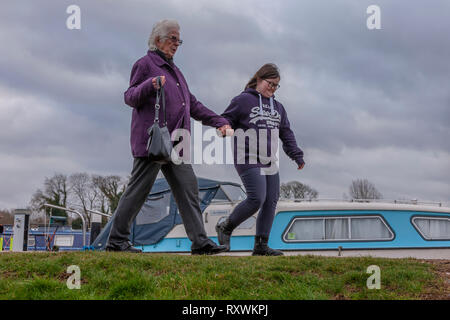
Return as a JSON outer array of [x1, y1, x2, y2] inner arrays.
[[228, 167, 280, 237]]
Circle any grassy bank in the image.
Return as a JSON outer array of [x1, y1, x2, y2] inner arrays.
[[0, 252, 447, 300]]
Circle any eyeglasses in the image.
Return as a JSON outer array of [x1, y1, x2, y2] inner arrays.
[[164, 36, 183, 45], [264, 79, 280, 89]]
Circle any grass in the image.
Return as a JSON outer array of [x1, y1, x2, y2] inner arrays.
[[0, 252, 447, 300]]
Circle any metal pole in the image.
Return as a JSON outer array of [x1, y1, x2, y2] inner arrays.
[[84, 209, 112, 218], [43, 204, 86, 248], [69, 204, 112, 218]]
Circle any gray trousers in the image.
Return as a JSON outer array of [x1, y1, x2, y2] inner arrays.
[[107, 158, 213, 250]]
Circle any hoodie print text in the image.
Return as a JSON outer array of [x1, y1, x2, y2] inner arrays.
[[249, 104, 281, 129]]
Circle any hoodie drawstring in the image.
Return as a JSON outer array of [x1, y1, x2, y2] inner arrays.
[[269, 96, 275, 116], [259, 94, 276, 116], [258, 93, 263, 115]]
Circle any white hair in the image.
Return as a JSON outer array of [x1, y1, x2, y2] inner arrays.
[[148, 19, 180, 51]]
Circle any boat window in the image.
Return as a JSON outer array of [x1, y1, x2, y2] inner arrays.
[[54, 235, 74, 247], [351, 217, 393, 240], [325, 218, 349, 240], [27, 236, 36, 248], [211, 188, 230, 202], [136, 192, 171, 225], [198, 191, 208, 202], [209, 209, 231, 216], [412, 216, 450, 240], [284, 215, 393, 242], [286, 218, 323, 241], [221, 185, 246, 202]]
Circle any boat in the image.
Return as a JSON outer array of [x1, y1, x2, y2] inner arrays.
[[92, 177, 450, 259], [0, 225, 90, 252]]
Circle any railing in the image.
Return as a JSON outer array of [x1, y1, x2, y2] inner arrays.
[[69, 204, 112, 218], [1, 205, 111, 251], [278, 198, 448, 207], [43, 204, 87, 248]]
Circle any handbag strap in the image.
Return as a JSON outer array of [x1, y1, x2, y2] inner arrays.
[[154, 77, 166, 126]]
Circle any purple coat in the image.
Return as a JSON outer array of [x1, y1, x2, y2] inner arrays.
[[124, 50, 229, 157]]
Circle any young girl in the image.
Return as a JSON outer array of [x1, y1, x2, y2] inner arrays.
[[217, 63, 305, 255]]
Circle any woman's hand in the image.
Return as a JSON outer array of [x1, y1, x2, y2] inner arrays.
[[217, 124, 234, 137], [152, 76, 166, 89], [298, 163, 305, 170]]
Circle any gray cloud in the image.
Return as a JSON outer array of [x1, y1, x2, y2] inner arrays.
[[0, 0, 449, 209]]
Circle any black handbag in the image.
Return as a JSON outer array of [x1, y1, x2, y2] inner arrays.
[[146, 77, 173, 163]]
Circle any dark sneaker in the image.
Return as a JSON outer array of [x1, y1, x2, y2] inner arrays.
[[191, 242, 228, 255], [105, 241, 142, 253], [252, 247, 284, 256]]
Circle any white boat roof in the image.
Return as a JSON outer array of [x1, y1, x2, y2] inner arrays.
[[275, 200, 450, 214]]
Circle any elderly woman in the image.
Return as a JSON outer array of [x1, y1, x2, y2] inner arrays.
[[106, 19, 230, 254]]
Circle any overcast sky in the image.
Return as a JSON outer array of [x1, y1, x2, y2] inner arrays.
[[0, 0, 449, 210]]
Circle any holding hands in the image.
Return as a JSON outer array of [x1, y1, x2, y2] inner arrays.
[[217, 124, 234, 137]]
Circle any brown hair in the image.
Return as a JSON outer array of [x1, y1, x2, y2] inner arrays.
[[245, 63, 280, 90]]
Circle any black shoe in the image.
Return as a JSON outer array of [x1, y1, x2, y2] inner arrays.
[[191, 242, 228, 255], [252, 235, 283, 256], [105, 241, 142, 253], [215, 219, 234, 251]]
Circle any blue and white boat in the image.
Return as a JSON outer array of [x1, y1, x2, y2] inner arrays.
[[92, 177, 450, 259]]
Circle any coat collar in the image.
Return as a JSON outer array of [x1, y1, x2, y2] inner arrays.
[[147, 50, 175, 68]]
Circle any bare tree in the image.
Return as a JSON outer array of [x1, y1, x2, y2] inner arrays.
[[30, 173, 70, 217], [349, 178, 382, 200], [280, 181, 319, 200], [92, 175, 126, 214], [0, 209, 14, 224], [69, 172, 102, 227], [30, 172, 129, 229]]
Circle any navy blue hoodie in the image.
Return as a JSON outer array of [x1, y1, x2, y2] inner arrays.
[[222, 88, 304, 175]]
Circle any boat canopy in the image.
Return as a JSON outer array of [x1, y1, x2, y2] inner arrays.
[[91, 177, 244, 250]]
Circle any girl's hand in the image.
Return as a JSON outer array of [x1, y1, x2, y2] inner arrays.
[[217, 125, 234, 137]]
